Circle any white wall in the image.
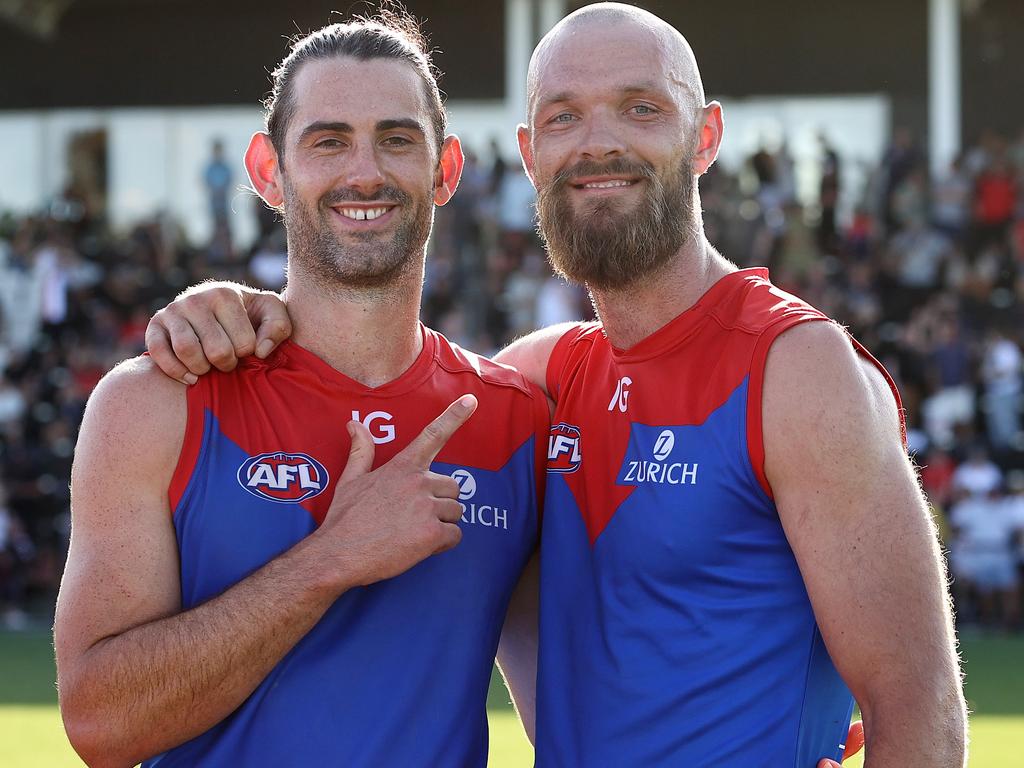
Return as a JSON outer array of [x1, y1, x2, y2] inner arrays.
[[714, 94, 891, 222], [0, 107, 265, 246]]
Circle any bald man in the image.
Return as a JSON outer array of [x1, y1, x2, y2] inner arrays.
[[147, 4, 965, 766]]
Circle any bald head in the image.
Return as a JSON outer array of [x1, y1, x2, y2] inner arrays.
[[527, 3, 706, 124]]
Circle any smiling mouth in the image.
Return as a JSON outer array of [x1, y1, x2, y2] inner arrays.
[[333, 205, 396, 221], [572, 179, 639, 190]]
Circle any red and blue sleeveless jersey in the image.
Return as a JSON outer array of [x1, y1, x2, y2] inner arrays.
[[143, 326, 547, 767], [535, 269, 902, 767]]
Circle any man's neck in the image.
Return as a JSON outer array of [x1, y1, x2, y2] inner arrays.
[[283, 267, 425, 389], [589, 236, 736, 351]]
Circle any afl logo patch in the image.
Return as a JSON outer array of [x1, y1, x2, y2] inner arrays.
[[237, 452, 330, 503], [547, 422, 582, 474]]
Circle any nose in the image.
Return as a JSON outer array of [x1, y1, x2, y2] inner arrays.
[[342, 141, 387, 196], [576, 110, 627, 161]]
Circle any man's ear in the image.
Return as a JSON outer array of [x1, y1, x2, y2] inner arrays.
[[245, 132, 284, 208], [434, 135, 465, 206], [692, 101, 724, 176], [517, 124, 537, 188]]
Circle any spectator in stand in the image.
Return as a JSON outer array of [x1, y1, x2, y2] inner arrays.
[[972, 151, 1017, 257], [203, 139, 234, 246], [923, 317, 975, 446], [952, 445, 1003, 499], [981, 328, 1023, 452], [881, 126, 920, 234], [887, 212, 954, 307], [949, 485, 1020, 629], [932, 154, 971, 244], [891, 166, 929, 232]]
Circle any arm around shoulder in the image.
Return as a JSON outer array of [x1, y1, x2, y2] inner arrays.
[[495, 322, 580, 398], [762, 322, 966, 768]]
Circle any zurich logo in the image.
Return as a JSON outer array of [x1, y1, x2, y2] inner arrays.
[[652, 430, 675, 461], [451, 469, 477, 500], [237, 452, 329, 504]]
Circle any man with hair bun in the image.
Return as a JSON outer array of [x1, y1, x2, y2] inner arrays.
[[54, 11, 549, 767]]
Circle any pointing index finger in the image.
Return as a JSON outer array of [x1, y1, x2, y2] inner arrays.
[[401, 394, 478, 467]]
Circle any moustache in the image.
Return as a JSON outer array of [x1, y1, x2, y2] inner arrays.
[[549, 158, 657, 190], [319, 186, 411, 208]]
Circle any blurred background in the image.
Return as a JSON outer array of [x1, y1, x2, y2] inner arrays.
[[1, 0, 1023, 765]]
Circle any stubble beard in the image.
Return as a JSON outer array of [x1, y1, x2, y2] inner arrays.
[[282, 176, 434, 293], [535, 155, 698, 291]]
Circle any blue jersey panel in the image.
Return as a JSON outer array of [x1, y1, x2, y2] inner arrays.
[[537, 378, 853, 767], [146, 413, 538, 767]]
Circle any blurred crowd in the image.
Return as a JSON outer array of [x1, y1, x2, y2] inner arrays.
[[2, 125, 1024, 632]]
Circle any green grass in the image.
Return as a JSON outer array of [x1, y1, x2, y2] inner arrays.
[[1, 630, 1019, 766]]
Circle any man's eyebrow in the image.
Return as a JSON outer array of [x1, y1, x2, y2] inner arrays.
[[297, 121, 353, 142], [536, 91, 576, 111], [375, 118, 426, 134], [536, 83, 669, 111]]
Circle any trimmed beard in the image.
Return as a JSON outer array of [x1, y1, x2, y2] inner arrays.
[[535, 156, 696, 291], [282, 177, 434, 291]]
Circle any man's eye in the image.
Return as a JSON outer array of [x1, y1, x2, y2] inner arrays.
[[552, 113, 576, 124], [316, 138, 343, 149], [631, 105, 657, 115], [382, 136, 412, 146]]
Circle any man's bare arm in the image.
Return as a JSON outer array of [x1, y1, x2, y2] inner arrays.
[[763, 322, 966, 767], [56, 359, 476, 767], [494, 323, 579, 395], [495, 549, 540, 744], [145, 281, 576, 396]]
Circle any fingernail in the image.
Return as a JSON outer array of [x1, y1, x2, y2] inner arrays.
[[182, 373, 198, 385], [256, 340, 273, 358], [458, 395, 476, 411], [345, 422, 355, 438]]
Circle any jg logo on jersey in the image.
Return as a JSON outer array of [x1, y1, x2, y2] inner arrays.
[[238, 452, 330, 503]]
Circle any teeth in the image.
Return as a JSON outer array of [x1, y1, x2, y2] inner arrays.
[[583, 180, 631, 189], [339, 207, 390, 220]]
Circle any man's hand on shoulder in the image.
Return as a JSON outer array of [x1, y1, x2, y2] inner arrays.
[[146, 281, 292, 384]]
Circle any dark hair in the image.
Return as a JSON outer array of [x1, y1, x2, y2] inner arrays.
[[265, 5, 446, 163]]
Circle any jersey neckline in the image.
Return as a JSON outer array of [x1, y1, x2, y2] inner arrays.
[[608, 267, 769, 363], [276, 323, 439, 396]]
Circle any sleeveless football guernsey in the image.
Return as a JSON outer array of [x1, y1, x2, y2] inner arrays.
[[536, 269, 902, 767], [144, 326, 547, 767]]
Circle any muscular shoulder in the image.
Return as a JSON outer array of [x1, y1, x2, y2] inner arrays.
[[762, 322, 903, 490], [76, 356, 188, 486]]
